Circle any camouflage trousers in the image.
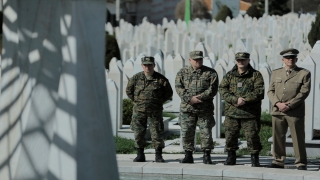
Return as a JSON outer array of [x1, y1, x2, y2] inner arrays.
[[224, 116, 262, 154], [180, 111, 216, 151], [130, 110, 164, 149]]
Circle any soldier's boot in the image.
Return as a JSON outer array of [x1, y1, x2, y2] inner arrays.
[[155, 148, 165, 163], [133, 148, 146, 162], [180, 151, 194, 163], [251, 153, 260, 167], [224, 151, 236, 165], [203, 150, 213, 164]]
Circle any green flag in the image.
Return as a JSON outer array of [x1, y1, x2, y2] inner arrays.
[[185, 0, 191, 30]]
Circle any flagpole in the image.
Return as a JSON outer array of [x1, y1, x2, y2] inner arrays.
[[185, 0, 191, 32]]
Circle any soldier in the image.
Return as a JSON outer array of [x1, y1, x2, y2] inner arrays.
[[218, 52, 264, 166], [175, 50, 219, 164], [126, 56, 173, 162], [267, 48, 311, 170]]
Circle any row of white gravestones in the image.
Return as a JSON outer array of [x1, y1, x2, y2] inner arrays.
[[114, 14, 315, 63], [106, 41, 320, 140]]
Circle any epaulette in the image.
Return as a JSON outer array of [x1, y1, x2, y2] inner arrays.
[[272, 67, 282, 71]]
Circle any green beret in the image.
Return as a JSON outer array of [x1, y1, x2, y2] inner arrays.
[[141, 57, 155, 64], [190, 50, 203, 59], [280, 48, 299, 57], [235, 52, 250, 59]]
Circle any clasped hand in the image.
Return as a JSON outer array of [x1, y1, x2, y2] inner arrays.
[[234, 97, 246, 107], [190, 95, 202, 105], [276, 102, 290, 112]]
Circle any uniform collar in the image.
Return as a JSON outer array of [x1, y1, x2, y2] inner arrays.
[[231, 64, 253, 76], [188, 65, 203, 73]]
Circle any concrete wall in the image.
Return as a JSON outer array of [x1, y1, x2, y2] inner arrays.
[[0, 0, 118, 179]]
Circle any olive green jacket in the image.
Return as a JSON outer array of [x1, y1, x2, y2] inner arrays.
[[126, 71, 173, 112], [267, 66, 311, 117], [175, 65, 219, 113], [219, 64, 264, 118]]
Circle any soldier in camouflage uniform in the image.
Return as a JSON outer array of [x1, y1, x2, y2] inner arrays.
[[219, 52, 264, 166], [126, 57, 173, 163], [175, 51, 219, 164]]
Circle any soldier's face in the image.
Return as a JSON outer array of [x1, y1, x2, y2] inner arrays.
[[282, 56, 297, 68], [189, 58, 203, 70], [141, 64, 155, 73], [235, 58, 250, 68]]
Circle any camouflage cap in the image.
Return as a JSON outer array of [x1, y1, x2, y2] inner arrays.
[[141, 57, 155, 64], [235, 52, 250, 59], [280, 48, 299, 57], [189, 50, 203, 59]]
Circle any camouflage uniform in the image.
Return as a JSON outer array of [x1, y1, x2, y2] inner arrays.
[[175, 51, 219, 151], [219, 61, 264, 154], [126, 66, 173, 149]]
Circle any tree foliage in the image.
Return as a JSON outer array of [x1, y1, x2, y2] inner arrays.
[[105, 32, 121, 70], [254, 0, 290, 16], [215, 5, 233, 22], [175, 0, 212, 20], [246, 4, 262, 19], [308, 6, 320, 47], [122, 99, 134, 125]]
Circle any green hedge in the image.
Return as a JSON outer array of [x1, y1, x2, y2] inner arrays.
[[215, 5, 233, 22]]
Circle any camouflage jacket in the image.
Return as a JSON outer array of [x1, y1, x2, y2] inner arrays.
[[126, 71, 173, 112], [219, 64, 264, 118], [175, 65, 219, 113]]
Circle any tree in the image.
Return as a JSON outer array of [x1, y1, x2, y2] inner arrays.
[[246, 4, 262, 19], [308, 6, 320, 47], [215, 5, 233, 22], [175, 0, 212, 20], [105, 32, 121, 70], [254, 0, 290, 16]]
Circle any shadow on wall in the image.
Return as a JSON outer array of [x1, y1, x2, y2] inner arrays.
[[0, 1, 118, 180]]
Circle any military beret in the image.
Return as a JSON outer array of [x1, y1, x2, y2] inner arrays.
[[141, 57, 155, 64], [190, 50, 203, 59], [280, 48, 299, 57], [235, 52, 250, 59]]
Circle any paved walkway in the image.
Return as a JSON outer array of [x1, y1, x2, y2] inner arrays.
[[118, 115, 320, 179], [117, 154, 320, 180]]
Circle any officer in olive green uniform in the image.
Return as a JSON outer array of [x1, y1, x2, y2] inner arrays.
[[219, 52, 264, 166], [126, 57, 173, 163], [175, 51, 219, 164], [267, 48, 311, 170]]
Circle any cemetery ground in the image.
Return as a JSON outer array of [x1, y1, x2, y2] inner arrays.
[[116, 112, 273, 156], [116, 112, 320, 179]]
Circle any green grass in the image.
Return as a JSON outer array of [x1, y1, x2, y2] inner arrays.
[[220, 112, 272, 156], [115, 136, 152, 154], [162, 112, 177, 120], [115, 112, 273, 155]]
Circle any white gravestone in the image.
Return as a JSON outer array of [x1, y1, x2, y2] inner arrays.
[[108, 58, 123, 129], [213, 63, 226, 139], [310, 41, 320, 129], [300, 55, 315, 141], [154, 50, 165, 75], [259, 64, 271, 113], [171, 54, 185, 112], [107, 79, 118, 136], [123, 58, 135, 78], [133, 53, 145, 74]]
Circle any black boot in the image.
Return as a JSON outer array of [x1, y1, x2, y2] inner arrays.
[[251, 153, 260, 167], [224, 151, 236, 165], [133, 148, 146, 162], [203, 150, 213, 164], [180, 151, 194, 163], [155, 148, 165, 162]]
